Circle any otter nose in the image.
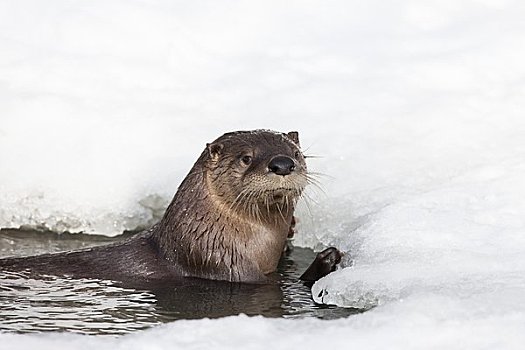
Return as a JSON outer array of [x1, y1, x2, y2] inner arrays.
[[268, 156, 296, 176]]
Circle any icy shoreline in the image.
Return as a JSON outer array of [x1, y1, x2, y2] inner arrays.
[[2, 0, 525, 348], [3, 313, 524, 350]]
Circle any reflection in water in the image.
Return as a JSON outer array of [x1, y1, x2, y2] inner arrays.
[[0, 229, 358, 335], [0, 271, 160, 334]]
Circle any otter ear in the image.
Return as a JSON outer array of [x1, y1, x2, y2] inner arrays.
[[207, 142, 223, 160], [287, 131, 300, 147]]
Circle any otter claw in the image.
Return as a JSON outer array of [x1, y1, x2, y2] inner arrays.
[[299, 247, 342, 283]]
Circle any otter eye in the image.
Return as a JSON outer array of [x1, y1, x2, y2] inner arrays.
[[241, 155, 252, 165], [294, 151, 301, 159]]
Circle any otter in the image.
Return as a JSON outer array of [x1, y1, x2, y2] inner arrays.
[[0, 130, 340, 284]]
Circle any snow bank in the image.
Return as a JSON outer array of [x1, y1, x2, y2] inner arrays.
[[2, 0, 521, 236], [2, 313, 524, 350], [2, 0, 525, 348], [312, 156, 525, 309]]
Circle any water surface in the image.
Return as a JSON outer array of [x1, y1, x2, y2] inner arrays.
[[0, 229, 358, 335]]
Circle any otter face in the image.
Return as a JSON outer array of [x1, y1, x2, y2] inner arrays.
[[205, 130, 308, 215]]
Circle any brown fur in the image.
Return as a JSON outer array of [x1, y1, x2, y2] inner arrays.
[[152, 130, 307, 282], [0, 130, 309, 284]]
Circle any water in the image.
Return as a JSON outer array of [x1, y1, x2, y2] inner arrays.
[[0, 229, 358, 335]]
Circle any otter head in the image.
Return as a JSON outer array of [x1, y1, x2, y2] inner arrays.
[[204, 130, 307, 221]]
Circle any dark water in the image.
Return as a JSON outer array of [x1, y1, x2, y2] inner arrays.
[[0, 229, 358, 335]]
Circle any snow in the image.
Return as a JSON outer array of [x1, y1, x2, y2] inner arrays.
[[2, 0, 525, 348], [2, 313, 524, 350]]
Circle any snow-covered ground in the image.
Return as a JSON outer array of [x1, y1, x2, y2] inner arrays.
[[1, 0, 525, 348]]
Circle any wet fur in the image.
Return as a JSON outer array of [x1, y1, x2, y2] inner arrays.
[[0, 130, 308, 283]]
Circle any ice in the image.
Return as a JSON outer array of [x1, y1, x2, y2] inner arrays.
[[2, 313, 524, 350], [1, 0, 524, 235], [2, 0, 525, 348], [304, 116, 525, 311]]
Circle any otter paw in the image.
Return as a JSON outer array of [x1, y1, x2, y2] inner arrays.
[[287, 216, 297, 239], [299, 247, 342, 283]]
